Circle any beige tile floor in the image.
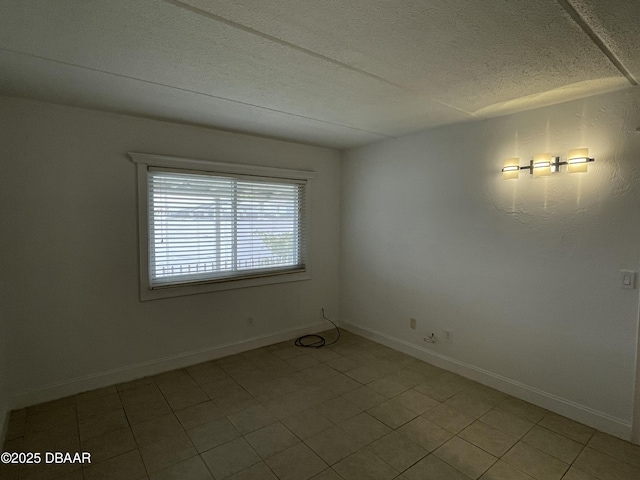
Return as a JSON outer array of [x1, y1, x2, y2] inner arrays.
[[2, 329, 640, 480]]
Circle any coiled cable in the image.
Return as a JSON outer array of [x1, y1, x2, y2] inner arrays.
[[294, 308, 340, 348]]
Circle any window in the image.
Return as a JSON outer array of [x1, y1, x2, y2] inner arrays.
[[130, 153, 314, 300]]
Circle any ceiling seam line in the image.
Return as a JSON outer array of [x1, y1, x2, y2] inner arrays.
[[161, 0, 409, 90], [2, 93, 361, 148], [162, 0, 478, 118], [556, 0, 637, 86], [0, 47, 394, 139]]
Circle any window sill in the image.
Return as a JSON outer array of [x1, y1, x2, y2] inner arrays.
[[140, 269, 311, 301]]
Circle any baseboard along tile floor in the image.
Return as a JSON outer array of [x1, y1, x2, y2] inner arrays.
[[2, 329, 639, 480]]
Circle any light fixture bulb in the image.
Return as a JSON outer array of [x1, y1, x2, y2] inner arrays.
[[533, 153, 551, 177], [567, 148, 590, 173], [502, 158, 520, 179]]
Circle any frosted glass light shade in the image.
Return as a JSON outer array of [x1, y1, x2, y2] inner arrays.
[[533, 153, 551, 177], [502, 157, 520, 179], [567, 148, 589, 173]]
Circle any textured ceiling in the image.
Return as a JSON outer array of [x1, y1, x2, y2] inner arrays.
[[0, 0, 637, 149]]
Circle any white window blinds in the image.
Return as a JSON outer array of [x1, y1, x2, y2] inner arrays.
[[148, 168, 306, 287]]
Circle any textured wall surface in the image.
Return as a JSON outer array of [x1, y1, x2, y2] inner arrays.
[[341, 88, 640, 437], [0, 96, 341, 405]]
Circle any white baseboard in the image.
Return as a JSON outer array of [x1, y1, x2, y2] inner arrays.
[[10, 322, 329, 410], [340, 320, 632, 441]]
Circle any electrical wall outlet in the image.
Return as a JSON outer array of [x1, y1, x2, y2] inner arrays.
[[621, 270, 637, 289], [247, 317, 254, 326], [444, 330, 452, 343], [410, 318, 417, 330]]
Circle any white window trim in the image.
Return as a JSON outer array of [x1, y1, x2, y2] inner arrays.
[[129, 152, 315, 301]]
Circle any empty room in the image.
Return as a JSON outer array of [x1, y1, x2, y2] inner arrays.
[[1, 1, 640, 479]]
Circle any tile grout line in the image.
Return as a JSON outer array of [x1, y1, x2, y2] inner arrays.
[[7, 331, 640, 480]]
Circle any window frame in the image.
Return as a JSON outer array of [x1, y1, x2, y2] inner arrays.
[[130, 152, 315, 301]]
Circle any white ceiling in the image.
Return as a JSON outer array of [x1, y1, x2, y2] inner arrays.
[[0, 0, 637, 149]]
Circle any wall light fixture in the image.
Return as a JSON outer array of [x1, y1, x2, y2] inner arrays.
[[502, 148, 594, 179]]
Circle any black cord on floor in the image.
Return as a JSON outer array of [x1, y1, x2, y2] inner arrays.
[[294, 308, 340, 348]]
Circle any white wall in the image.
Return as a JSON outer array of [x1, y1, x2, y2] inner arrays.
[[341, 88, 640, 439], [0, 96, 341, 408], [635, 307, 640, 443], [0, 311, 9, 442]]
